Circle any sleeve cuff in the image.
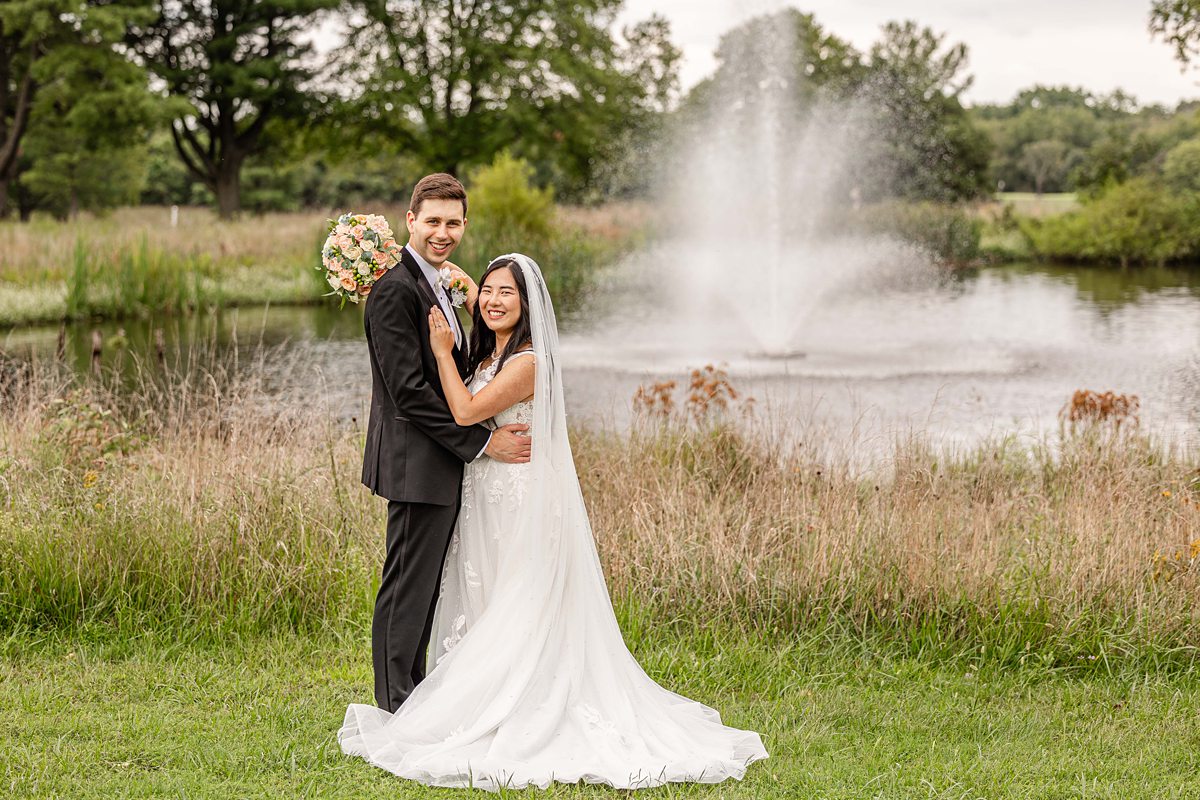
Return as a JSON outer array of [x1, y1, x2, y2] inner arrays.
[[474, 431, 492, 461]]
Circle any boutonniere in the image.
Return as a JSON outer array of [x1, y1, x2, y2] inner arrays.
[[438, 267, 468, 308]]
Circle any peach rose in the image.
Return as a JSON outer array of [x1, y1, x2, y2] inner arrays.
[[357, 284, 372, 297], [340, 275, 357, 292]]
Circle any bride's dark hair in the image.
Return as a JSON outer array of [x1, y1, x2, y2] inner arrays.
[[465, 257, 532, 383]]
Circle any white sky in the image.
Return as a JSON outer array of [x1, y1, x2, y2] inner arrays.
[[616, 0, 1200, 107]]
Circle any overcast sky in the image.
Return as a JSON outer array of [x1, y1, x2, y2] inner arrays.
[[616, 0, 1200, 107]]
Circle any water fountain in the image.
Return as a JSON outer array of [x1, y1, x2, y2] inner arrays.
[[575, 9, 936, 375]]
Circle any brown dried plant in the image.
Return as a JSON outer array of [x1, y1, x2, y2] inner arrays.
[[632, 380, 677, 418], [633, 365, 755, 424], [687, 364, 739, 419], [1059, 389, 1140, 432]]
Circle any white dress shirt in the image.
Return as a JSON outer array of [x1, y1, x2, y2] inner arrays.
[[406, 243, 463, 348], [405, 243, 489, 460]]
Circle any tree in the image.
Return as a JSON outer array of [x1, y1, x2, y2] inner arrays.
[[19, 7, 160, 219], [0, 0, 152, 218], [339, 0, 679, 196], [862, 21, 990, 201], [585, 15, 680, 199], [1163, 137, 1200, 192], [679, 13, 988, 202], [1019, 139, 1076, 195], [1150, 0, 1200, 67], [128, 0, 339, 219], [969, 86, 1151, 193], [682, 9, 862, 115]]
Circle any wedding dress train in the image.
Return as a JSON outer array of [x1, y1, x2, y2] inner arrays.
[[339, 254, 768, 791]]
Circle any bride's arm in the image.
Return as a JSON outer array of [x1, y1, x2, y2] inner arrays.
[[429, 308, 535, 427]]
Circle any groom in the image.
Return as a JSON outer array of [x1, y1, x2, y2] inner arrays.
[[361, 172, 531, 713]]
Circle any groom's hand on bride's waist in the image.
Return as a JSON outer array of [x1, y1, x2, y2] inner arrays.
[[485, 424, 531, 463]]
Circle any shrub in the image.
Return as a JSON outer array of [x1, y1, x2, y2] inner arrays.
[[1163, 138, 1200, 194], [853, 201, 982, 264], [454, 152, 624, 318], [456, 152, 557, 269], [1022, 177, 1200, 266]]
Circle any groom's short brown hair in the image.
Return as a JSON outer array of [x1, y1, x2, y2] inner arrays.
[[409, 173, 468, 217]]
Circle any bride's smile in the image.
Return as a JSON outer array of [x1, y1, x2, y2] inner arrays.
[[478, 269, 522, 334]]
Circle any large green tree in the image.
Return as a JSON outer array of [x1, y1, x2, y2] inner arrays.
[[971, 86, 1105, 193], [20, 7, 160, 219], [863, 20, 990, 201], [128, 0, 339, 219], [681, 12, 988, 202], [682, 9, 862, 115], [340, 0, 679, 195], [0, 0, 152, 218]]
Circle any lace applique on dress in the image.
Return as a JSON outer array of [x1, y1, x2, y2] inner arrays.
[[464, 560, 481, 589], [576, 703, 628, 746], [505, 469, 528, 511], [460, 470, 475, 523], [438, 614, 467, 664]]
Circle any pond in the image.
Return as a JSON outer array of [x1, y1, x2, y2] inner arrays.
[[2, 260, 1198, 455]]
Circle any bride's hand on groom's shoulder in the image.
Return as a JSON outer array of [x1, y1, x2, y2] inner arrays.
[[445, 264, 478, 311], [427, 307, 455, 357]]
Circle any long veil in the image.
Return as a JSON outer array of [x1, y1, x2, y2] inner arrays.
[[339, 253, 767, 791]]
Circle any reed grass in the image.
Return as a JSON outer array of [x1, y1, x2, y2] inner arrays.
[[0, 204, 640, 327], [1, 355, 1197, 670]]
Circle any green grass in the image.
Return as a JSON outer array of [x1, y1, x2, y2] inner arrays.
[[4, 359, 1200, 796], [3, 622, 1198, 799], [996, 192, 1079, 218]]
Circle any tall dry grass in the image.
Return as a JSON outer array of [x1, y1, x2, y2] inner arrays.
[[0, 208, 322, 285], [584, 422, 1199, 659], [0, 203, 644, 326], [0, 356, 1197, 665]]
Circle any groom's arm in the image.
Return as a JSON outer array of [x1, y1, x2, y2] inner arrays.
[[369, 277, 491, 463]]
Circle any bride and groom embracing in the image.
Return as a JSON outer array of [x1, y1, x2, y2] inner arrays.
[[338, 173, 768, 790]]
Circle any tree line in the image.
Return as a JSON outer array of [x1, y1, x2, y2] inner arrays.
[[0, 0, 679, 220], [2, 1, 1197, 222]]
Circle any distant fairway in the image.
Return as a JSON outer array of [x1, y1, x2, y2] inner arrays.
[[996, 192, 1079, 217]]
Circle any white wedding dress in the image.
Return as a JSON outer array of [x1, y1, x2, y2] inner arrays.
[[339, 254, 768, 791]]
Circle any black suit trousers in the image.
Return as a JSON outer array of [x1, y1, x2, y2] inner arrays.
[[372, 497, 461, 713]]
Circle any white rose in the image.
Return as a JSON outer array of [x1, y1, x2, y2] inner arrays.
[[346, 246, 362, 260], [326, 273, 340, 290], [357, 261, 372, 275], [360, 238, 375, 251]]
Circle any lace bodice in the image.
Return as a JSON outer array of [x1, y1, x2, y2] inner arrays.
[[467, 351, 535, 429]]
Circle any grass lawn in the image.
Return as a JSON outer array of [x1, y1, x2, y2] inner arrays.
[[3, 626, 1198, 799], [995, 192, 1079, 218]]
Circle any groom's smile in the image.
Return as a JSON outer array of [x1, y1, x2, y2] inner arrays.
[[406, 197, 467, 266]]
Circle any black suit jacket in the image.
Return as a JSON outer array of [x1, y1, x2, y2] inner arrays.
[[361, 247, 491, 505]]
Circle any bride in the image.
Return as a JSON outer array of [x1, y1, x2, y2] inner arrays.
[[338, 254, 768, 791]]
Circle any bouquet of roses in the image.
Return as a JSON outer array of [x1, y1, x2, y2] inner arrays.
[[319, 212, 404, 305]]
